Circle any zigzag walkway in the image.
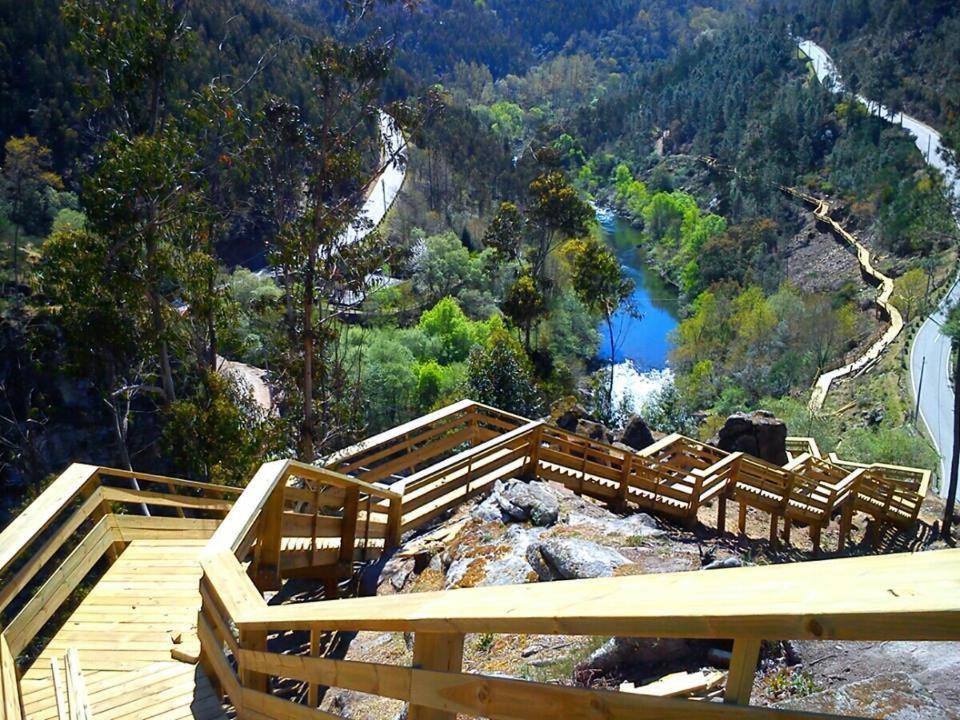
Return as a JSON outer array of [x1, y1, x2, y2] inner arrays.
[[780, 188, 904, 411], [0, 401, 941, 720]]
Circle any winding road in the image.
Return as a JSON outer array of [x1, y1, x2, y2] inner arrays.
[[800, 39, 960, 495], [222, 111, 408, 413]]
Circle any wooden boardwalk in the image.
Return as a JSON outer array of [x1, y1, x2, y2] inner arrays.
[[18, 539, 225, 720]]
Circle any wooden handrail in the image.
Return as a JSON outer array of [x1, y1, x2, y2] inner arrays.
[[0, 632, 22, 720], [0, 463, 100, 578], [232, 548, 960, 637]]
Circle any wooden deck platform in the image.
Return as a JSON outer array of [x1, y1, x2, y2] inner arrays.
[[18, 539, 225, 720]]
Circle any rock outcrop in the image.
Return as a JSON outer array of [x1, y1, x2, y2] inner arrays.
[[526, 537, 631, 580], [774, 672, 953, 719], [711, 410, 788, 466], [619, 415, 655, 451]]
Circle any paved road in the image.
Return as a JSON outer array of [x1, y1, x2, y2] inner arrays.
[[799, 39, 960, 494]]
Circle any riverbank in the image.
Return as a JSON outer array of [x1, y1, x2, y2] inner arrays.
[[594, 211, 681, 422]]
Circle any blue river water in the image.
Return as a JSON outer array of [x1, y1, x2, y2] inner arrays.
[[595, 211, 680, 370]]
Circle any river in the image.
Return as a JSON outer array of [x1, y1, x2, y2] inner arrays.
[[595, 209, 680, 414]]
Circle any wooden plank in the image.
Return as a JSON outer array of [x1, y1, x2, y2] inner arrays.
[[199, 551, 262, 622], [65, 649, 91, 720], [197, 615, 242, 711], [0, 463, 99, 576], [50, 657, 67, 720], [206, 460, 289, 555], [6, 517, 114, 656], [409, 633, 463, 720], [96, 468, 242, 496], [285, 461, 401, 501], [0, 488, 104, 615], [100, 486, 233, 513], [241, 687, 342, 720], [236, 548, 960, 640], [324, 399, 475, 468], [404, 665, 840, 720], [339, 488, 359, 565], [725, 638, 762, 704], [109, 515, 220, 542], [238, 649, 412, 700], [1, 633, 23, 720]]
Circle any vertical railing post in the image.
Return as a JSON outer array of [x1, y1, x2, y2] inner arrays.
[[252, 481, 284, 591], [616, 452, 632, 511], [409, 632, 464, 720], [239, 628, 269, 694], [725, 637, 761, 705], [83, 474, 119, 564], [307, 626, 321, 707], [339, 487, 360, 567], [526, 425, 543, 481], [386, 494, 403, 549]]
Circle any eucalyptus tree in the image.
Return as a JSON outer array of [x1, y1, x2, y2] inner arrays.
[[258, 31, 437, 460]]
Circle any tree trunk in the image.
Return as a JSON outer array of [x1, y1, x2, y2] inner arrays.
[[300, 251, 317, 462], [944, 341, 960, 538], [150, 291, 176, 404], [606, 313, 616, 414]]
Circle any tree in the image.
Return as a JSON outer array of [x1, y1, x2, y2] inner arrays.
[[262, 33, 436, 460], [467, 327, 543, 417], [482, 201, 525, 269], [163, 371, 281, 486], [2, 136, 63, 284], [942, 303, 960, 538], [570, 237, 636, 411], [417, 297, 479, 364], [893, 267, 930, 323], [526, 171, 592, 288], [503, 272, 546, 352]]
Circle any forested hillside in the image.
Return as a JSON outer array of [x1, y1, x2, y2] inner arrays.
[[0, 0, 956, 522]]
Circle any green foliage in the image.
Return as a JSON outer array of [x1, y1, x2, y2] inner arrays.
[[641, 381, 697, 435], [418, 297, 484, 364], [671, 282, 862, 405], [503, 273, 546, 351], [839, 425, 938, 471], [467, 326, 543, 417], [162, 371, 282, 486], [412, 231, 498, 315]]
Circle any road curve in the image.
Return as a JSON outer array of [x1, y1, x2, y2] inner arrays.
[[799, 39, 960, 494]]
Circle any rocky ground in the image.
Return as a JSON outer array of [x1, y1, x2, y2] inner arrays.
[[785, 212, 864, 294], [320, 469, 958, 719]]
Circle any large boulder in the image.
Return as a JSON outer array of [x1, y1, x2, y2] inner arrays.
[[526, 538, 630, 580], [498, 480, 560, 527], [619, 415, 654, 451], [471, 479, 559, 527], [575, 419, 616, 444], [774, 673, 951, 719], [711, 411, 788, 466]]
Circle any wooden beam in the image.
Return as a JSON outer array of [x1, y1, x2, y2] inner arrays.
[[207, 459, 290, 555], [0, 463, 99, 576], [339, 487, 360, 565], [5, 517, 114, 656], [234, 549, 960, 641], [0, 488, 104, 616], [252, 483, 285, 591], [410, 632, 464, 720], [237, 649, 846, 720], [1, 633, 24, 720], [725, 638, 761, 705]]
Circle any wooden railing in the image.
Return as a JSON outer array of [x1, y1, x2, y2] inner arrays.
[[0, 633, 21, 720], [0, 464, 239, 662], [324, 400, 526, 484], [200, 544, 960, 719], [198, 459, 404, 714]]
